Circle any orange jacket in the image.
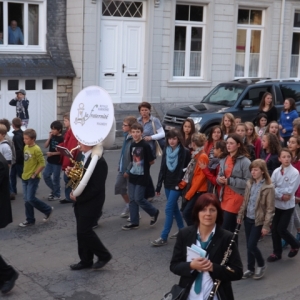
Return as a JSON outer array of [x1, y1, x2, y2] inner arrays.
[[179, 151, 209, 200]]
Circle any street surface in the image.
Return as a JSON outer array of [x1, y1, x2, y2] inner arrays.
[[1, 149, 300, 300]]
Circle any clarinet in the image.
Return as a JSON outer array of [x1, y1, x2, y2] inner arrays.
[[207, 223, 241, 300]]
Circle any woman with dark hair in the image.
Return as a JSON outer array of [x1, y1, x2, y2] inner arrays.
[[258, 92, 277, 124], [279, 98, 298, 146], [180, 119, 196, 152], [216, 134, 251, 234], [204, 125, 224, 160], [170, 193, 243, 300], [152, 130, 191, 246]]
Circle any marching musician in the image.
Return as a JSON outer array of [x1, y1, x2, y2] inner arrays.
[[170, 193, 243, 300], [68, 141, 112, 270]]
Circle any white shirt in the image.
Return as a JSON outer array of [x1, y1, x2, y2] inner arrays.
[[188, 226, 218, 300], [82, 150, 92, 165], [271, 164, 300, 210]]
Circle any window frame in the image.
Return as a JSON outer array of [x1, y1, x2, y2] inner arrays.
[[290, 10, 300, 78], [0, 0, 47, 53], [172, 3, 206, 81], [235, 8, 264, 78]]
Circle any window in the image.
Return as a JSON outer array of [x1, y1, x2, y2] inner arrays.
[[8, 80, 18, 90], [102, 1, 143, 18], [0, 0, 46, 52], [235, 9, 263, 77], [173, 4, 205, 78], [25, 79, 35, 90], [290, 12, 300, 78], [243, 86, 270, 106], [280, 84, 300, 104], [42, 79, 53, 90]]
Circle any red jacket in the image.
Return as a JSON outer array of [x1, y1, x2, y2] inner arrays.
[[252, 138, 261, 159], [58, 128, 79, 171]]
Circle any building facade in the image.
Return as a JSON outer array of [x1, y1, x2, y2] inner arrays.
[[0, 0, 75, 139], [67, 0, 300, 108]]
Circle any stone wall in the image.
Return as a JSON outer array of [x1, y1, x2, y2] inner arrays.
[[57, 77, 73, 121]]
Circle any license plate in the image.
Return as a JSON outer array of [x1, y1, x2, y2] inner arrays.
[[165, 125, 175, 130]]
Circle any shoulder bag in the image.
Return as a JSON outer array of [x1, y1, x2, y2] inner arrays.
[[151, 119, 164, 157]]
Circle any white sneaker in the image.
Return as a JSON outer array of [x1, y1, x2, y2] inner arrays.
[[120, 207, 130, 218], [43, 207, 54, 222], [127, 213, 141, 222], [253, 265, 266, 280], [19, 221, 34, 228]]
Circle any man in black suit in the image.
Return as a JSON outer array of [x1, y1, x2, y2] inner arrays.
[[0, 152, 19, 294], [68, 142, 112, 270]]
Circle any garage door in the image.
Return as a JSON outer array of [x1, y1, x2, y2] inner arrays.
[[0, 78, 56, 140]]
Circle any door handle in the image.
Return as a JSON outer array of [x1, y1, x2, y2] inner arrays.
[[128, 74, 138, 77], [122, 64, 126, 73], [104, 73, 115, 76]]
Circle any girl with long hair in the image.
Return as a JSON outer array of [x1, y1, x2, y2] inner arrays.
[[292, 122, 300, 137], [258, 92, 278, 124], [216, 133, 251, 233], [203, 125, 223, 160], [237, 159, 275, 280], [265, 121, 283, 144], [245, 121, 261, 159], [178, 133, 209, 226], [220, 113, 235, 140], [180, 119, 195, 152], [279, 98, 298, 145], [254, 113, 268, 139], [152, 129, 191, 246], [260, 133, 281, 176], [235, 123, 255, 161], [268, 149, 300, 262]]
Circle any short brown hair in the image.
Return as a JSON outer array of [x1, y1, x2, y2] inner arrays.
[[0, 118, 11, 132], [63, 112, 70, 120], [138, 102, 151, 111], [23, 129, 37, 140], [131, 122, 143, 132], [192, 193, 223, 226], [12, 117, 22, 128], [124, 116, 137, 127], [191, 133, 206, 147], [0, 124, 7, 135]]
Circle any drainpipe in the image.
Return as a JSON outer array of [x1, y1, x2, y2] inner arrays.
[[277, 0, 285, 78], [81, 0, 85, 90]]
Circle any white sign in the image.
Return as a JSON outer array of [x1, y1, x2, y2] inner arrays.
[[70, 86, 114, 146]]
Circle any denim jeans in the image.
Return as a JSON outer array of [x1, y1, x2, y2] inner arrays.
[[272, 207, 300, 256], [128, 183, 158, 225], [161, 188, 184, 240], [22, 178, 52, 223], [244, 217, 264, 271], [63, 172, 72, 202], [10, 163, 23, 194], [43, 163, 61, 197]]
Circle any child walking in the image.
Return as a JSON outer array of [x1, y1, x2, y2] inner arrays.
[[122, 123, 159, 230], [204, 125, 223, 160], [237, 159, 275, 280], [19, 129, 53, 227], [43, 121, 64, 200], [180, 119, 195, 153], [267, 148, 300, 262], [151, 129, 191, 246], [221, 113, 235, 140], [245, 122, 261, 159]]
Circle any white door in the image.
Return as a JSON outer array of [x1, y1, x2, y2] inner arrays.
[[100, 20, 145, 103]]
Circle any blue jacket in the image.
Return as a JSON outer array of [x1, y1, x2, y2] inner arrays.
[[119, 133, 133, 174], [8, 26, 24, 44], [279, 110, 298, 137]]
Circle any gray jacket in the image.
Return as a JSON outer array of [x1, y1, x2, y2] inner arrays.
[[217, 155, 251, 201], [119, 133, 133, 174]]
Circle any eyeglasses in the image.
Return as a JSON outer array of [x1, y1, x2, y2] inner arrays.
[[122, 124, 129, 127]]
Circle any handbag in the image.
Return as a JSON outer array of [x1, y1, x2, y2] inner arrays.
[[161, 284, 185, 300], [155, 140, 163, 157]]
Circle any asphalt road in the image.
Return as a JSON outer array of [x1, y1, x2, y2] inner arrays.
[[1, 149, 300, 300]]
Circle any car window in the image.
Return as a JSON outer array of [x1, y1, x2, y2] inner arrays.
[[242, 86, 271, 107], [280, 84, 300, 104]]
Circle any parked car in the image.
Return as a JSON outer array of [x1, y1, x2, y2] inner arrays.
[[162, 79, 300, 134]]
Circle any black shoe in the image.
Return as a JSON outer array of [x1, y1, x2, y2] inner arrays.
[[150, 209, 160, 226], [70, 263, 92, 270], [1, 270, 19, 294], [92, 255, 112, 269], [60, 199, 73, 204]]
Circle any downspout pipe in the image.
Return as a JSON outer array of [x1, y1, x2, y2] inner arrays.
[[81, 0, 85, 90], [277, 0, 285, 78]]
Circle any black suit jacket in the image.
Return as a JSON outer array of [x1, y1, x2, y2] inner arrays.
[[170, 225, 243, 300], [74, 154, 108, 217], [0, 153, 12, 228]]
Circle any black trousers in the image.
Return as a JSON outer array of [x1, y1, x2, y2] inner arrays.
[[0, 255, 14, 282], [222, 211, 239, 244], [74, 207, 111, 266], [272, 207, 300, 256]]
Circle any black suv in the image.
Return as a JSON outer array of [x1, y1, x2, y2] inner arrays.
[[162, 79, 300, 134]]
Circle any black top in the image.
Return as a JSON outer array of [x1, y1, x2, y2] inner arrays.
[[129, 139, 155, 186], [12, 129, 24, 164], [259, 106, 278, 124], [260, 149, 280, 176], [9, 98, 30, 120], [47, 135, 64, 165]]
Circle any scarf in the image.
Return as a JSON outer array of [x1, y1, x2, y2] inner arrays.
[[181, 147, 204, 183], [166, 145, 180, 171]]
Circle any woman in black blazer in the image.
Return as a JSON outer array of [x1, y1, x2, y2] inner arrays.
[[170, 193, 243, 300]]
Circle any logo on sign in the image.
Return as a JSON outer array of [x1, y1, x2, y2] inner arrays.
[[74, 103, 109, 126]]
